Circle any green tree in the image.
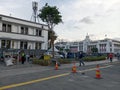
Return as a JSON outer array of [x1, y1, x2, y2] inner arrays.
[[59, 47, 64, 52], [65, 49, 70, 52], [91, 47, 98, 53], [38, 3, 62, 58]]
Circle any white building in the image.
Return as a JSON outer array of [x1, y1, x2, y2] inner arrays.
[[55, 34, 120, 54], [0, 14, 49, 55]]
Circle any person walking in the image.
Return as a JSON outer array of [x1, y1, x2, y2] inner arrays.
[[118, 53, 120, 61], [116, 53, 120, 61], [78, 52, 85, 66], [108, 53, 113, 63]]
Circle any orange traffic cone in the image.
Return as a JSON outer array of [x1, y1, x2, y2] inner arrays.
[[55, 62, 58, 70], [72, 62, 77, 73], [95, 64, 102, 79]]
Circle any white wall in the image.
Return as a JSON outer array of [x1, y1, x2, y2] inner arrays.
[[106, 42, 110, 53], [0, 32, 44, 42], [27, 42, 34, 49], [14, 41, 18, 49], [12, 24, 18, 33], [29, 28, 34, 35], [42, 30, 48, 50]]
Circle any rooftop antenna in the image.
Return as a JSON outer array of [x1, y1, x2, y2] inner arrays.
[[31, 1, 39, 22]]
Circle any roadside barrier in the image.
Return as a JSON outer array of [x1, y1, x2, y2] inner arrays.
[[55, 62, 58, 70], [72, 62, 77, 73], [95, 64, 102, 79]]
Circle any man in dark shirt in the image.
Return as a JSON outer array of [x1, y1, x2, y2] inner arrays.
[[78, 52, 85, 66]]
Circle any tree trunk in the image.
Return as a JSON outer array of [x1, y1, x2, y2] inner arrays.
[[52, 41, 54, 58]]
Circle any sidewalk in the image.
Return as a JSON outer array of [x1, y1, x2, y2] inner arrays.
[[0, 58, 119, 78]]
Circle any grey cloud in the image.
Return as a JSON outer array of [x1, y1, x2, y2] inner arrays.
[[74, 26, 80, 29], [73, 26, 83, 30], [80, 16, 94, 24], [89, 34, 95, 37]]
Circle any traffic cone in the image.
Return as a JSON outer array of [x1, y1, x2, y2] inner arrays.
[[95, 64, 102, 79], [72, 62, 77, 73], [55, 62, 58, 70]]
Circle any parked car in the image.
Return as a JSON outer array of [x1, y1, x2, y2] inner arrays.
[[54, 54, 64, 58]]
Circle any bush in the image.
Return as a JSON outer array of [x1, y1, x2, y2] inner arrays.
[[58, 59, 72, 64], [33, 59, 50, 66], [82, 56, 106, 61]]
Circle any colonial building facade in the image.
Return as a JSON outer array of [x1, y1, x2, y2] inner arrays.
[[55, 35, 120, 54], [0, 14, 49, 55]]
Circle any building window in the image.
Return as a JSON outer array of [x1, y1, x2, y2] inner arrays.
[[1, 40, 5, 48], [109, 42, 112, 47], [7, 24, 11, 32], [25, 27, 28, 35], [1, 40, 11, 49], [110, 48, 112, 52], [2, 23, 11, 32], [2, 24, 6, 32], [20, 41, 28, 49], [35, 42, 41, 49], [21, 27, 28, 35], [6, 40, 11, 49], [36, 29, 42, 36], [21, 27, 24, 34], [12, 40, 14, 49]]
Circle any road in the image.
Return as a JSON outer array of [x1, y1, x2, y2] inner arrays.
[[0, 62, 120, 90]]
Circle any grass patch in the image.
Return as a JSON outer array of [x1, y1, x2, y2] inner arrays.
[[58, 59, 72, 64], [33, 59, 50, 66], [82, 56, 106, 61]]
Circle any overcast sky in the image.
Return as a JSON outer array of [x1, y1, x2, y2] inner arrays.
[[0, 0, 120, 41]]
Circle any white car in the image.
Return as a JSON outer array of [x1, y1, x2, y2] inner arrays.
[[54, 54, 64, 58]]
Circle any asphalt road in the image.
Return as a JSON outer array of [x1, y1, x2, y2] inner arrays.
[[0, 62, 120, 90]]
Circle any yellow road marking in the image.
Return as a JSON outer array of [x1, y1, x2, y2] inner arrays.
[[0, 65, 112, 90], [0, 73, 69, 90]]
